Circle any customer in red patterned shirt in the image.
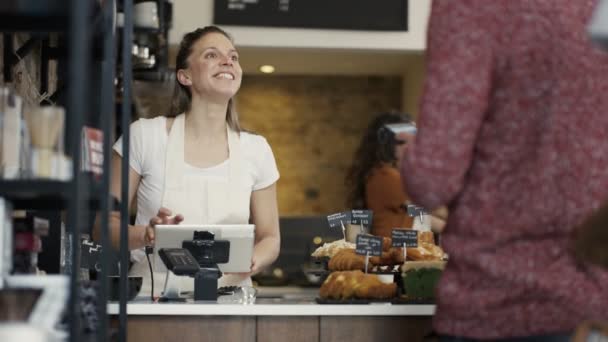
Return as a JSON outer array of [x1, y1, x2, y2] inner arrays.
[[400, 1, 608, 340]]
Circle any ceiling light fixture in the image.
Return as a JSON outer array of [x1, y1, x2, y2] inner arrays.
[[259, 65, 275, 74]]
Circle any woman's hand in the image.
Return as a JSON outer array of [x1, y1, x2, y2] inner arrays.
[[250, 255, 260, 275], [430, 206, 448, 233], [144, 207, 184, 246]]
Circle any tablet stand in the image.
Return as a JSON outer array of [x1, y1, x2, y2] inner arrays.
[[159, 231, 230, 301], [186, 231, 229, 301]]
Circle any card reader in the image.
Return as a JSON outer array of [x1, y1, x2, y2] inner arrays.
[[158, 248, 200, 276]]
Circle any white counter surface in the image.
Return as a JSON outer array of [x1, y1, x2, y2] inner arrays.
[[107, 286, 435, 316], [107, 300, 435, 316]]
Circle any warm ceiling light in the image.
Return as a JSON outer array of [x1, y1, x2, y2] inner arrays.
[[259, 65, 275, 74]]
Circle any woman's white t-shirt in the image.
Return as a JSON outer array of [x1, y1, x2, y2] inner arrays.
[[113, 116, 280, 230]]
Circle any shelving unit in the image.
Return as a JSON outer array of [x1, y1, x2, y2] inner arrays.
[[0, 3, 70, 32], [0, 0, 132, 341], [0, 180, 105, 210], [126, 0, 171, 81]]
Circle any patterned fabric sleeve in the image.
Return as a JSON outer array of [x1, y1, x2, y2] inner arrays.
[[402, 0, 498, 209]]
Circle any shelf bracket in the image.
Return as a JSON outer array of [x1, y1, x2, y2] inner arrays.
[[40, 37, 50, 95], [3, 35, 42, 83], [42, 83, 66, 105]]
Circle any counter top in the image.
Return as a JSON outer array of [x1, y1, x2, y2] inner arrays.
[[107, 286, 435, 316], [107, 300, 435, 316]]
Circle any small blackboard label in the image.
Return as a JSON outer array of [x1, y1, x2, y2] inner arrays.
[[355, 234, 382, 256], [406, 204, 418, 216], [327, 211, 351, 229], [351, 210, 373, 226], [81, 238, 103, 272], [391, 229, 418, 248], [407, 205, 427, 217]]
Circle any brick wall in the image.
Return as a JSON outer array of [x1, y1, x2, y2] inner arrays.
[[237, 75, 402, 216]]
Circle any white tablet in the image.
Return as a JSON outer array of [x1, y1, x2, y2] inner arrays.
[[154, 224, 255, 273]]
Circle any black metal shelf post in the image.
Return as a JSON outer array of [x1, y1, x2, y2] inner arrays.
[[119, 1, 133, 342], [98, 0, 116, 341], [66, 0, 92, 340], [0, 1, 120, 341]]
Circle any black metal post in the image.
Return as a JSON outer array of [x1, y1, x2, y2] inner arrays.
[[158, 0, 165, 33], [119, 1, 133, 341], [40, 37, 50, 96], [67, 0, 91, 341], [3, 33, 13, 82], [98, 0, 116, 341]]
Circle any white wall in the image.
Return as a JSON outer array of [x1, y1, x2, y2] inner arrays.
[[170, 0, 432, 51]]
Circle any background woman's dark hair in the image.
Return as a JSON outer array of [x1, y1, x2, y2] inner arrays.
[[168, 26, 241, 131], [345, 112, 411, 209]]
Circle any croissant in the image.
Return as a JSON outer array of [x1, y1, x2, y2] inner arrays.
[[392, 247, 406, 264], [407, 242, 445, 261], [418, 231, 435, 245], [319, 270, 397, 300], [382, 237, 392, 252], [329, 247, 405, 270], [328, 234, 425, 270], [328, 249, 366, 271], [370, 251, 397, 266]]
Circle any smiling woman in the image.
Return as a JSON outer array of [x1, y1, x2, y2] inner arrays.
[[169, 26, 242, 129], [94, 26, 281, 297]]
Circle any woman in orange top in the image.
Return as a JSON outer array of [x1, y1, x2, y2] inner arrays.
[[346, 113, 446, 238]]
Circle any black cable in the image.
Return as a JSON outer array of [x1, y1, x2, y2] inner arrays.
[[145, 246, 154, 302]]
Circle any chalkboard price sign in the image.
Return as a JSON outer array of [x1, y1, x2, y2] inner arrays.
[[351, 210, 373, 226], [327, 211, 351, 229], [355, 234, 383, 257], [391, 229, 418, 248]]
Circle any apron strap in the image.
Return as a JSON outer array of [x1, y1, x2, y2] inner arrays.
[[162, 114, 186, 194], [226, 127, 241, 183]]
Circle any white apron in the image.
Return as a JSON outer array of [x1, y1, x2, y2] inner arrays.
[[131, 113, 253, 298]]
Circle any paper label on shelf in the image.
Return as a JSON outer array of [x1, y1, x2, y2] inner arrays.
[[1, 94, 23, 179], [81, 127, 104, 177], [33, 217, 50, 236]]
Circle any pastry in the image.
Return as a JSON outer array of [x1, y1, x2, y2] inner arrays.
[[370, 250, 397, 266], [418, 231, 435, 245], [319, 270, 397, 300], [311, 239, 355, 259], [328, 249, 366, 271], [329, 247, 405, 270], [407, 242, 445, 261], [381, 236, 392, 252]]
